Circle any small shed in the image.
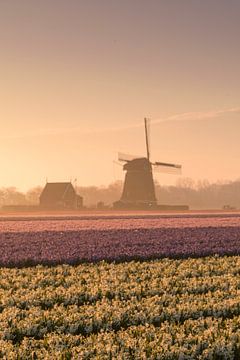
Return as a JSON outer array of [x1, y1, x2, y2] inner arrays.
[[39, 182, 83, 209]]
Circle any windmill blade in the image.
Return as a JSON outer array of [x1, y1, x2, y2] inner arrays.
[[154, 161, 181, 168], [144, 118, 151, 161], [153, 161, 182, 174], [153, 166, 182, 174], [118, 152, 140, 162]]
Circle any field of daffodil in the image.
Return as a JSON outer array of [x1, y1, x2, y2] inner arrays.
[[2, 256, 240, 359]]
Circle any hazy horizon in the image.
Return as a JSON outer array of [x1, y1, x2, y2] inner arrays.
[[1, 1, 240, 191]]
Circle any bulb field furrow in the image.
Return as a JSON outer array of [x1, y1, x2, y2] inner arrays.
[[1, 256, 240, 358], [2, 213, 240, 358]]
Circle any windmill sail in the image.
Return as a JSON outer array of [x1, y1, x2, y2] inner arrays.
[[154, 161, 181, 168], [153, 164, 182, 174], [153, 161, 182, 174], [118, 152, 141, 162], [144, 118, 151, 160]]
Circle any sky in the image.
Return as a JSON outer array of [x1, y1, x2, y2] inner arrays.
[[0, 0, 240, 191]]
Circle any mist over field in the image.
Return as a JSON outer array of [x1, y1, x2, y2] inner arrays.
[[1, 178, 240, 210]]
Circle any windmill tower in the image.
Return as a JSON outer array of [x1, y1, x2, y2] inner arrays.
[[114, 118, 181, 209]]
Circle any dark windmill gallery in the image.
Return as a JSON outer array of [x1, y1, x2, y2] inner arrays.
[[114, 118, 188, 210]]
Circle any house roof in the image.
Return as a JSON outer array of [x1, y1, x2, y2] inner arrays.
[[40, 182, 75, 202]]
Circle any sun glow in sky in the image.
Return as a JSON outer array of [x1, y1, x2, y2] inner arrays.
[[0, 0, 240, 191]]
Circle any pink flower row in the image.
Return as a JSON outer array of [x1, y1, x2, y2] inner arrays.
[[1, 224, 240, 267], [1, 214, 240, 233]]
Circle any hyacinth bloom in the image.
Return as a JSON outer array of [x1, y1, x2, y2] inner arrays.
[[1, 214, 240, 357], [1, 256, 240, 358], [0, 213, 240, 267]]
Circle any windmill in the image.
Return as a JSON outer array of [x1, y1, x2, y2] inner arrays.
[[114, 118, 182, 209]]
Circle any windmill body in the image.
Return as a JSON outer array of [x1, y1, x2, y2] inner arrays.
[[114, 118, 183, 209], [120, 158, 157, 207]]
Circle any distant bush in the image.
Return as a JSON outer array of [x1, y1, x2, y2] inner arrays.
[[1, 178, 240, 209]]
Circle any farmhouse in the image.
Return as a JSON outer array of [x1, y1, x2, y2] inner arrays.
[[39, 182, 83, 209]]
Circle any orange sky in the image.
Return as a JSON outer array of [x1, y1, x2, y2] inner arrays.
[[0, 1, 240, 191]]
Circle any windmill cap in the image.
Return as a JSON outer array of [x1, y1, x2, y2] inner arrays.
[[123, 157, 152, 171]]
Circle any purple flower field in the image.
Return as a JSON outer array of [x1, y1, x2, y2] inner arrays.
[[1, 213, 240, 267]]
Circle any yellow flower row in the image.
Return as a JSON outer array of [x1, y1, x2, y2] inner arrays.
[[1, 256, 240, 358]]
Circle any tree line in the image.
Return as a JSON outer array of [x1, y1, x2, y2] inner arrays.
[[0, 178, 240, 210]]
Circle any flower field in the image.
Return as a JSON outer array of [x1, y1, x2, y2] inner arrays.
[[1, 212, 240, 358], [1, 213, 240, 267], [2, 256, 240, 358]]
